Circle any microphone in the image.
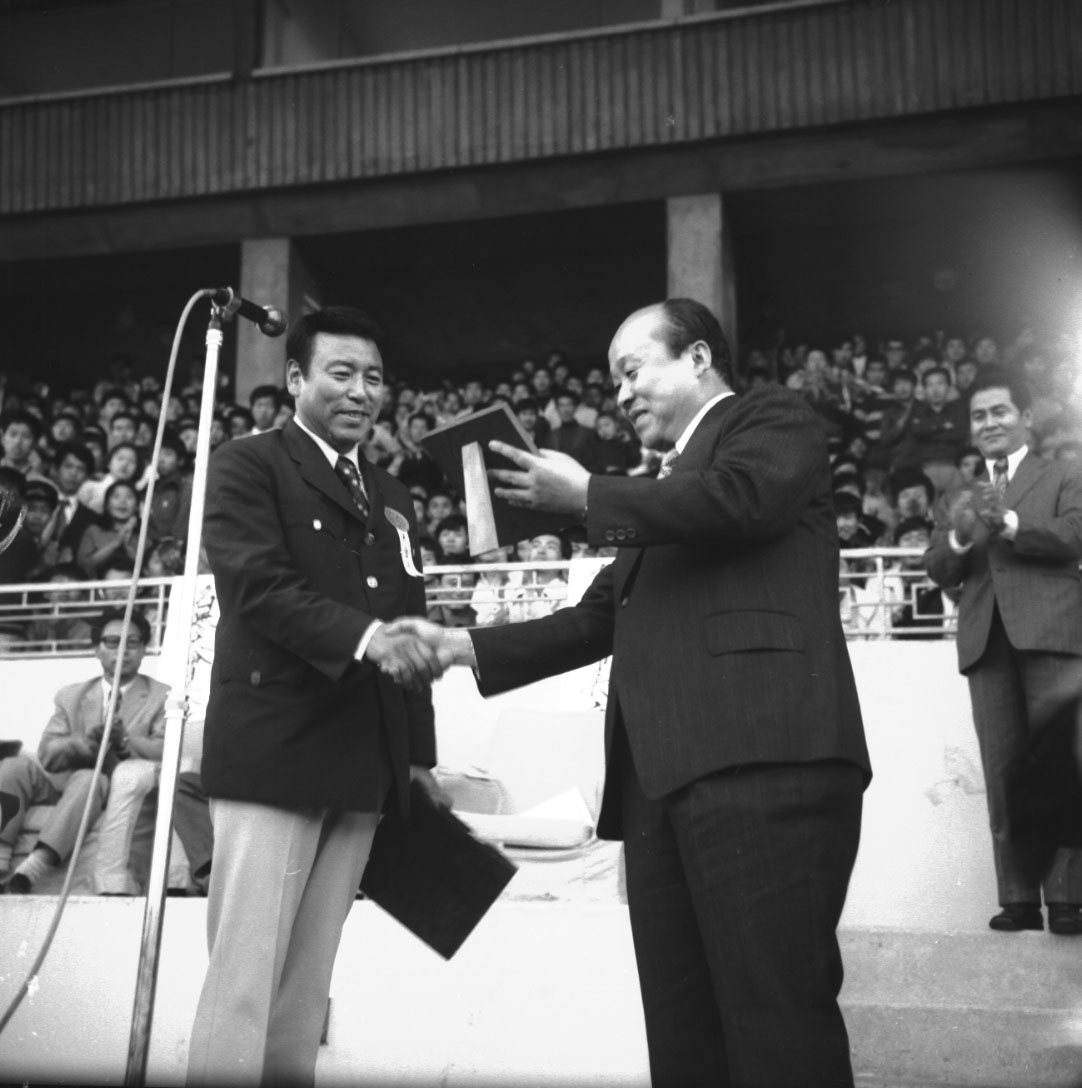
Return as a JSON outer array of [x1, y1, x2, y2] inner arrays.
[[207, 287, 287, 337]]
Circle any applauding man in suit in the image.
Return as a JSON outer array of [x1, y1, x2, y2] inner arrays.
[[395, 299, 871, 1087], [925, 366, 1082, 935], [187, 306, 448, 1086]]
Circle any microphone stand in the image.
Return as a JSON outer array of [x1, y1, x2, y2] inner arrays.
[[125, 298, 227, 1086]]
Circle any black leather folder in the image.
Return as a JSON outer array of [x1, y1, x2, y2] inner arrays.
[[360, 781, 518, 959], [420, 402, 572, 549]]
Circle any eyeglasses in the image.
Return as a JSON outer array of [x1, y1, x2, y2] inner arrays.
[[100, 636, 145, 650]]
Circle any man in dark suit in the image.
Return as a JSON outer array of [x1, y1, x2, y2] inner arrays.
[[399, 299, 870, 1087], [187, 306, 448, 1087], [542, 389, 597, 467], [925, 366, 1082, 936]]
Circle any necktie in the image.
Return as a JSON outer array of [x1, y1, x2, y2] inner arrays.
[[657, 449, 680, 480], [993, 457, 1009, 498], [335, 456, 370, 519]]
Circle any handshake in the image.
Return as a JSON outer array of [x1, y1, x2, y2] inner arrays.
[[365, 618, 475, 690], [949, 482, 1011, 545]]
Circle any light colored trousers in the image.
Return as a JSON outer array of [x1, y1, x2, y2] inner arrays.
[[186, 799, 377, 1088]]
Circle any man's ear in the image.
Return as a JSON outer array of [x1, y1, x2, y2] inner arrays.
[[285, 359, 302, 396], [689, 340, 713, 375]]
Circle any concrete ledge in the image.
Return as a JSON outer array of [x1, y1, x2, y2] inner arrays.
[[843, 928, 1082, 1088]]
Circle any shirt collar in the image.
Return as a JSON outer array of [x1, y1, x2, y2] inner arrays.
[[985, 444, 1028, 482], [101, 676, 136, 701], [673, 392, 735, 454], [292, 414, 359, 470]]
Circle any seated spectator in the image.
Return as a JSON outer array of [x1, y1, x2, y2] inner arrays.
[[78, 441, 142, 515], [835, 491, 877, 550], [208, 414, 230, 452], [957, 445, 986, 485], [107, 410, 138, 451], [427, 557, 478, 628], [21, 478, 63, 579], [513, 397, 551, 447], [470, 546, 516, 627], [25, 563, 94, 651], [0, 409, 41, 476], [417, 535, 441, 597], [954, 358, 980, 405], [0, 609, 168, 894], [424, 490, 456, 538], [227, 406, 254, 438], [96, 386, 132, 428], [887, 518, 952, 640], [392, 412, 445, 495], [898, 366, 967, 494], [146, 436, 192, 547], [888, 467, 935, 534], [96, 555, 139, 606], [50, 442, 100, 565], [49, 410, 83, 447], [78, 480, 141, 578], [177, 417, 199, 457], [435, 513, 470, 561], [507, 532, 570, 621], [877, 368, 919, 471], [590, 411, 639, 475], [575, 383, 605, 429], [81, 426, 107, 476], [247, 385, 282, 435]]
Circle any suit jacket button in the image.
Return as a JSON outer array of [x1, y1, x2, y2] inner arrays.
[[312, 519, 322, 531], [626, 528, 637, 540], [620, 596, 629, 607], [604, 530, 616, 542], [366, 575, 379, 588], [615, 529, 627, 541], [250, 671, 261, 686], [364, 532, 376, 546]]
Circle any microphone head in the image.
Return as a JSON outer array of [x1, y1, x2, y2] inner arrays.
[[259, 308, 288, 338]]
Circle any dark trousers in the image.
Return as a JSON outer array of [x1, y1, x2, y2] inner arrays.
[[620, 746, 863, 1088], [966, 607, 1082, 906], [173, 771, 214, 886]]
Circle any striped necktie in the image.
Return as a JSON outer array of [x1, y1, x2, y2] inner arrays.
[[657, 449, 681, 480], [335, 456, 370, 519], [993, 457, 1009, 498]]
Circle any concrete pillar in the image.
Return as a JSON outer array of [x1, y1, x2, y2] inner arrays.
[[666, 193, 738, 354], [235, 237, 321, 403]]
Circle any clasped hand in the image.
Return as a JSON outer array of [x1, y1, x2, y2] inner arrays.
[[949, 484, 1009, 545], [365, 617, 461, 690]]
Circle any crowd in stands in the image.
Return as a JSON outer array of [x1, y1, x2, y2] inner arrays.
[[1, 320, 1079, 899], [1, 321, 1080, 647]]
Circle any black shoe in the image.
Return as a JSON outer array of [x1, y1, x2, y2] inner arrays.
[[1048, 904, 1082, 935], [989, 903, 1043, 931], [5, 873, 33, 895]]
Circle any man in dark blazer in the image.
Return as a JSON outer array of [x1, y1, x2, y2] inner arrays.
[[925, 366, 1082, 936], [404, 299, 871, 1087], [187, 306, 448, 1087]]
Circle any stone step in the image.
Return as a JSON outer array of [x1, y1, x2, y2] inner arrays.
[[842, 928, 1082, 1088]]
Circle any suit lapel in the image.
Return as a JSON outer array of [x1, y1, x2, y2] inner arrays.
[[282, 419, 367, 523], [1005, 450, 1045, 509], [670, 395, 738, 476], [612, 397, 737, 601]]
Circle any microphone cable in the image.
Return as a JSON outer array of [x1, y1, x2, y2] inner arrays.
[[0, 287, 211, 1038]]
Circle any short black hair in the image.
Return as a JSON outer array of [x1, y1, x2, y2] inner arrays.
[[99, 387, 131, 407], [921, 366, 952, 387], [436, 514, 468, 536], [889, 468, 935, 507], [889, 368, 917, 389], [657, 299, 734, 387], [249, 385, 282, 408], [894, 516, 933, 545], [228, 406, 255, 426], [1, 409, 43, 442], [514, 397, 539, 413], [107, 442, 143, 473], [287, 306, 386, 377], [109, 411, 137, 428], [92, 608, 151, 646], [967, 365, 1032, 413], [55, 441, 95, 475], [555, 389, 581, 407]]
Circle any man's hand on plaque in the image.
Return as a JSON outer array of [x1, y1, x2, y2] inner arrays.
[[487, 441, 590, 515]]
